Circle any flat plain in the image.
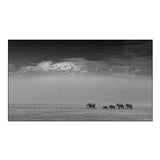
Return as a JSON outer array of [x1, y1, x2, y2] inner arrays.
[[8, 104, 152, 121]]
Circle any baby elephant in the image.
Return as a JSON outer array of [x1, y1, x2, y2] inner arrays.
[[109, 105, 116, 109], [102, 106, 108, 109]]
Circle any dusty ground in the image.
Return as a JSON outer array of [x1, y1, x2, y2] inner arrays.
[[8, 104, 152, 121]]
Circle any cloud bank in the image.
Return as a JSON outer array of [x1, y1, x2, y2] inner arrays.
[[9, 57, 152, 77]]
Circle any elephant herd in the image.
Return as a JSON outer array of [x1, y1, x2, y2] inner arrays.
[[86, 103, 133, 110]]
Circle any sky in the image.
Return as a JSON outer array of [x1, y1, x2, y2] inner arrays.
[[8, 40, 152, 105]]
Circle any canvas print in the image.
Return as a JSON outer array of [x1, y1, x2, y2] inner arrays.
[[8, 40, 152, 121]]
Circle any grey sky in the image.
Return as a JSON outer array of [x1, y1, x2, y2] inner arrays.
[[9, 74, 152, 105]]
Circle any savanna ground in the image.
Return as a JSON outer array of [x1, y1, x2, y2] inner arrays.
[[8, 104, 152, 121]]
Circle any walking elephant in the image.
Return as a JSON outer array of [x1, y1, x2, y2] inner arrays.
[[86, 103, 96, 109], [125, 103, 133, 109], [116, 103, 125, 109]]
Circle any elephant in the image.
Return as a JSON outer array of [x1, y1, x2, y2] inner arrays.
[[109, 105, 116, 109], [86, 103, 96, 109], [116, 103, 125, 109], [102, 106, 108, 109], [125, 103, 133, 110]]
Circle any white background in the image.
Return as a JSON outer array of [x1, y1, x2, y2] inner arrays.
[[0, 0, 159, 160]]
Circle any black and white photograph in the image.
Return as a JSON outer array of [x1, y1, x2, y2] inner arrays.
[[1, 0, 160, 160], [8, 40, 152, 121]]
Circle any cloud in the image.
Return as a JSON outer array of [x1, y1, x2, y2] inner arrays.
[[16, 60, 87, 75], [10, 57, 152, 77], [20, 61, 54, 73]]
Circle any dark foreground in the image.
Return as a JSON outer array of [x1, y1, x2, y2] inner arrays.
[[8, 104, 152, 121]]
